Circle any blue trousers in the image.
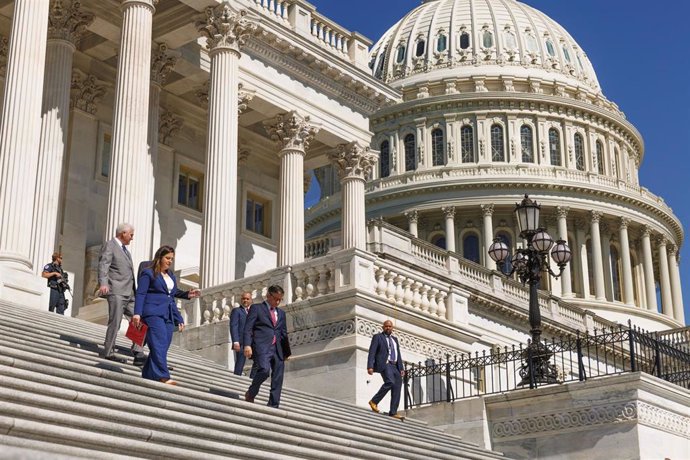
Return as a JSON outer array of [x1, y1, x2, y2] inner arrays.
[[247, 346, 284, 407], [141, 315, 173, 381], [371, 363, 403, 416], [233, 350, 246, 376], [49, 288, 66, 315]]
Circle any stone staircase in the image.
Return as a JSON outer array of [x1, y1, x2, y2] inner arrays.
[[0, 300, 507, 459]]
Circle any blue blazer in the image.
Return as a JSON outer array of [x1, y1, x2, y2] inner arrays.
[[134, 268, 187, 324], [367, 333, 403, 373], [230, 306, 249, 347], [243, 301, 288, 360]]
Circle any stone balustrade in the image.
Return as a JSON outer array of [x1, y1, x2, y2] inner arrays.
[[304, 231, 339, 258], [247, 0, 289, 21]]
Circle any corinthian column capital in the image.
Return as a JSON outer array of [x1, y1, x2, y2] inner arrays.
[[328, 141, 378, 180], [48, 0, 95, 46], [404, 210, 419, 224], [151, 42, 178, 86], [70, 72, 106, 115], [556, 206, 569, 219], [590, 210, 603, 223], [158, 110, 183, 145], [442, 206, 456, 219], [619, 216, 630, 230], [265, 112, 319, 152], [480, 204, 494, 217], [238, 83, 255, 114], [197, 4, 257, 54]]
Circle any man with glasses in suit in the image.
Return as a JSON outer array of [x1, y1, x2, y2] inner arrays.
[[367, 319, 405, 420]]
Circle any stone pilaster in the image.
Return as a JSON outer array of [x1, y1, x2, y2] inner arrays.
[[590, 211, 606, 301], [618, 218, 634, 305], [405, 210, 419, 238], [104, 0, 158, 263], [197, 3, 257, 288], [656, 237, 673, 317], [329, 142, 377, 250], [0, 0, 51, 271], [442, 206, 456, 252], [640, 227, 657, 312], [481, 204, 495, 270], [667, 245, 684, 323], [31, 0, 94, 273], [556, 206, 572, 297], [266, 112, 319, 265]]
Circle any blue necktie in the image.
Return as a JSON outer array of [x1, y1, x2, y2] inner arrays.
[[122, 244, 130, 258], [387, 335, 396, 363]]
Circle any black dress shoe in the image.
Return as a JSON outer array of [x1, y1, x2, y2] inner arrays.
[[244, 391, 255, 403], [104, 355, 126, 364]]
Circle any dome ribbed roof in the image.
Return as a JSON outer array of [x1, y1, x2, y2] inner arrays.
[[370, 0, 600, 92]]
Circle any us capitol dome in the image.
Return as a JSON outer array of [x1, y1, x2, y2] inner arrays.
[[308, 0, 685, 330]]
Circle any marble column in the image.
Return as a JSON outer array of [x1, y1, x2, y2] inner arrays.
[[0, 0, 51, 270], [618, 218, 635, 305], [481, 204, 495, 270], [328, 142, 377, 250], [405, 211, 419, 238], [590, 211, 606, 301], [601, 224, 613, 301], [640, 227, 658, 312], [556, 206, 572, 297], [104, 0, 158, 262], [668, 245, 684, 323], [657, 237, 673, 317], [147, 43, 177, 258], [196, 4, 256, 288], [31, 0, 94, 273], [266, 112, 318, 266], [574, 219, 590, 297], [442, 206, 456, 252]]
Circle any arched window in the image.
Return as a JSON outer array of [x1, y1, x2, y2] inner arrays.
[[461, 126, 475, 163], [491, 124, 505, 162], [504, 30, 517, 49], [415, 40, 426, 57], [462, 233, 480, 264], [379, 140, 390, 178], [574, 133, 585, 171], [396, 45, 406, 64], [596, 140, 605, 175], [432, 235, 446, 250], [404, 134, 416, 171], [610, 246, 622, 301], [545, 39, 555, 56], [437, 34, 447, 52], [520, 125, 534, 163], [614, 147, 620, 179], [460, 32, 471, 50], [562, 45, 571, 63], [549, 128, 561, 166], [431, 128, 445, 166], [374, 54, 385, 79], [525, 33, 538, 53], [482, 30, 494, 48]]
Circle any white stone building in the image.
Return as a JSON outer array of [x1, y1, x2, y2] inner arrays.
[[0, 0, 686, 456]]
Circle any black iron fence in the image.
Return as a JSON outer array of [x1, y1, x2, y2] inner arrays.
[[403, 322, 690, 409]]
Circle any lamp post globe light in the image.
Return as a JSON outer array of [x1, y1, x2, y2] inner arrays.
[[488, 195, 572, 387]]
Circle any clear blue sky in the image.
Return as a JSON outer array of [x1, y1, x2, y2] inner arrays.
[[308, 0, 690, 325]]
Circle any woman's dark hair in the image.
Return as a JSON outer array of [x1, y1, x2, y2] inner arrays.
[[152, 245, 175, 277]]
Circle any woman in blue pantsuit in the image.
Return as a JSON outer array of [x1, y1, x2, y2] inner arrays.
[[132, 246, 200, 385]]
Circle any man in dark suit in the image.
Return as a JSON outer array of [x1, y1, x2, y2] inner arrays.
[[230, 291, 252, 375], [367, 319, 405, 420], [243, 285, 289, 408], [98, 223, 145, 365]]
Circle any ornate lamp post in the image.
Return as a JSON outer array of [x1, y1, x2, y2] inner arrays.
[[488, 195, 572, 387]]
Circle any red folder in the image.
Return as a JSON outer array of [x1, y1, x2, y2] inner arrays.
[[126, 320, 148, 346]]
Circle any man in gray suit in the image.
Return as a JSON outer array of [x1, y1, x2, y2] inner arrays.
[[98, 223, 145, 365]]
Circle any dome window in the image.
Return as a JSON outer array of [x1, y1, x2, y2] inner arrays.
[[415, 40, 426, 57], [462, 233, 480, 264], [482, 29, 494, 48], [504, 29, 517, 50], [520, 125, 534, 163], [549, 129, 562, 166], [431, 128, 445, 166], [490, 124, 505, 162], [396, 45, 406, 64], [576, 54, 585, 71], [461, 126, 475, 163], [437, 34, 448, 53], [574, 133, 585, 171], [545, 38, 556, 57], [380, 140, 390, 178], [525, 31, 538, 53], [460, 31, 471, 50], [374, 55, 386, 79], [596, 140, 605, 175], [404, 133, 416, 171], [562, 46, 571, 63]]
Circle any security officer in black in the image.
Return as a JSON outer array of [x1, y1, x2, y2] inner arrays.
[[42, 252, 68, 315]]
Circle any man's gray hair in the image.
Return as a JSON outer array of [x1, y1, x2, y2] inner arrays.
[[115, 223, 134, 235]]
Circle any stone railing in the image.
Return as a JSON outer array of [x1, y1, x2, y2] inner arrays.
[[241, 0, 371, 70], [304, 231, 340, 258], [373, 265, 448, 320]]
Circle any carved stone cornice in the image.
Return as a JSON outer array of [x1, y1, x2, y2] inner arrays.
[[481, 204, 494, 217], [196, 4, 257, 54], [151, 43, 178, 86], [265, 112, 319, 152], [158, 110, 183, 145], [328, 142, 378, 181], [70, 72, 105, 115], [48, 0, 94, 46]]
